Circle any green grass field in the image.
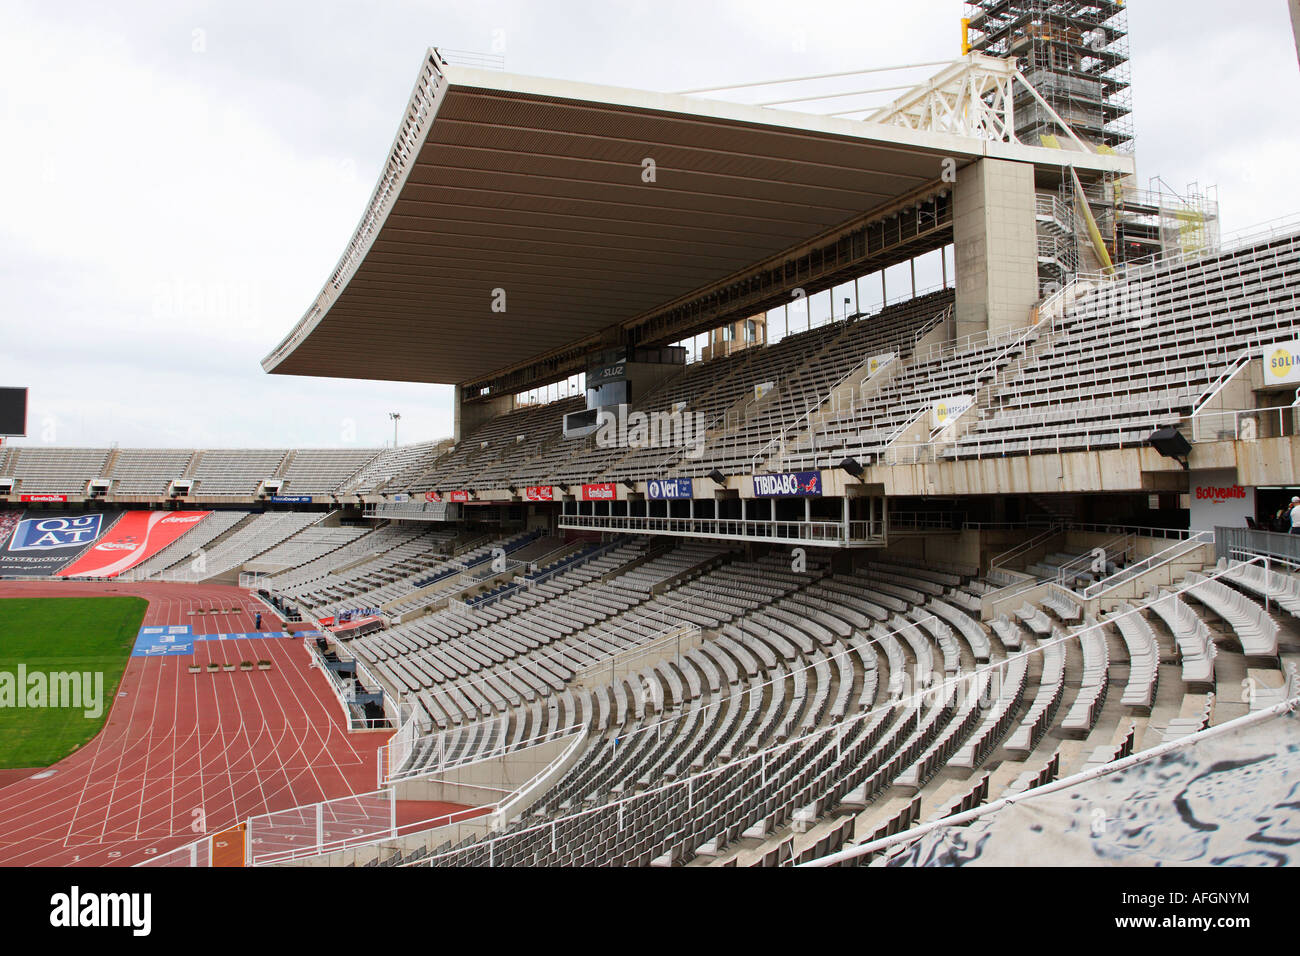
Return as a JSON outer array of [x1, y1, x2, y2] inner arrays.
[[0, 597, 146, 769]]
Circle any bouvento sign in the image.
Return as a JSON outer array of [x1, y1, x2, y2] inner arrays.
[[647, 477, 692, 500], [526, 486, 554, 501], [1263, 339, 1300, 386], [752, 471, 822, 498], [581, 482, 617, 501]]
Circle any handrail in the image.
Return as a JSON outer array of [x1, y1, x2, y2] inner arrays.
[[745, 319, 917, 474], [990, 526, 1060, 570], [1192, 349, 1252, 412], [1080, 531, 1212, 599], [391, 719, 587, 782]]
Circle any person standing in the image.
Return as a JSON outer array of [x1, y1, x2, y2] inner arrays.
[[1290, 497, 1300, 535]]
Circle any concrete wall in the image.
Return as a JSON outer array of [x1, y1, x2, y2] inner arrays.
[[395, 731, 581, 809], [456, 384, 515, 443], [953, 158, 1040, 340]]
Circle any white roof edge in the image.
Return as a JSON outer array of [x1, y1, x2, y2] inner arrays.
[[262, 50, 1134, 376]]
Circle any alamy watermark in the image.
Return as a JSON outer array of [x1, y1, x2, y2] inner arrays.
[[0, 666, 104, 719], [593, 405, 708, 459]]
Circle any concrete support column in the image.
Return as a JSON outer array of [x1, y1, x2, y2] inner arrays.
[[953, 158, 1039, 341], [455, 385, 514, 444]]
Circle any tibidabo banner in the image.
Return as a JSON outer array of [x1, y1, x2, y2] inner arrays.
[[752, 472, 822, 498]]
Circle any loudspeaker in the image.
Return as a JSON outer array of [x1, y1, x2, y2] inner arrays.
[[1147, 426, 1191, 460], [621, 479, 636, 491], [838, 457, 865, 479], [708, 469, 727, 485]]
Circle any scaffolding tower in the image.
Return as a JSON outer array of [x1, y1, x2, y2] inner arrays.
[[964, 0, 1133, 152]]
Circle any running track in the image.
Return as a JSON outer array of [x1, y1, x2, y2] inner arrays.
[[0, 581, 390, 866]]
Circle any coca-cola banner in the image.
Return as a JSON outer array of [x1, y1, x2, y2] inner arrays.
[[526, 486, 554, 501], [58, 510, 212, 578]]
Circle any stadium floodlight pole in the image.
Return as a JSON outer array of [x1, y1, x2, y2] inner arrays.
[[389, 412, 401, 448]]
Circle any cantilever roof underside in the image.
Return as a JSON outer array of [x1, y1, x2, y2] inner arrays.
[[264, 61, 1132, 387]]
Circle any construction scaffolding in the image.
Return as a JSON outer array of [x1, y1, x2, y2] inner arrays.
[[965, 0, 1133, 153]]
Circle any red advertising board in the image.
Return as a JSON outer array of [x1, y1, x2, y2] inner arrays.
[[447, 491, 471, 503], [581, 483, 617, 501], [525, 486, 554, 501], [20, 494, 68, 503], [424, 491, 442, 503], [57, 510, 212, 578]]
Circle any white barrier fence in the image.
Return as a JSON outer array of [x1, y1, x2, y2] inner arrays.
[[137, 836, 214, 867], [247, 789, 395, 866]]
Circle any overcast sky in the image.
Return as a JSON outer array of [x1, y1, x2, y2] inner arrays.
[[2, 0, 1297, 450]]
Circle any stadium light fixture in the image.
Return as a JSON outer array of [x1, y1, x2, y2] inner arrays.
[[1147, 426, 1191, 470], [838, 457, 865, 480], [389, 411, 401, 448], [708, 469, 728, 486]]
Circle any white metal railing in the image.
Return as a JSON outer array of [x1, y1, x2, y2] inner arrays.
[[475, 540, 619, 609], [1056, 214, 1300, 297], [1053, 532, 1136, 588], [1190, 404, 1300, 444], [407, 559, 1284, 869], [991, 526, 1060, 570], [1193, 349, 1253, 412], [388, 719, 586, 783], [1080, 531, 1213, 600], [395, 595, 1138, 867], [557, 512, 884, 545], [389, 579, 718, 719], [306, 636, 392, 731], [747, 306, 949, 474], [246, 788, 396, 866]]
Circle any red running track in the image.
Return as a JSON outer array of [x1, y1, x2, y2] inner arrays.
[[0, 581, 390, 866]]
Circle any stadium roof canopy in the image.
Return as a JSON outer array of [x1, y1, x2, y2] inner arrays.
[[263, 50, 1132, 389]]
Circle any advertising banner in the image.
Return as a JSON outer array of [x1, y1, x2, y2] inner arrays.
[[0, 513, 107, 577], [752, 472, 822, 498], [931, 395, 974, 431], [269, 495, 312, 504], [581, 483, 617, 501], [424, 491, 442, 503], [20, 494, 69, 503], [647, 477, 692, 500], [1263, 339, 1300, 386], [525, 486, 554, 501], [447, 490, 471, 503], [58, 510, 212, 578], [866, 352, 897, 378]]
